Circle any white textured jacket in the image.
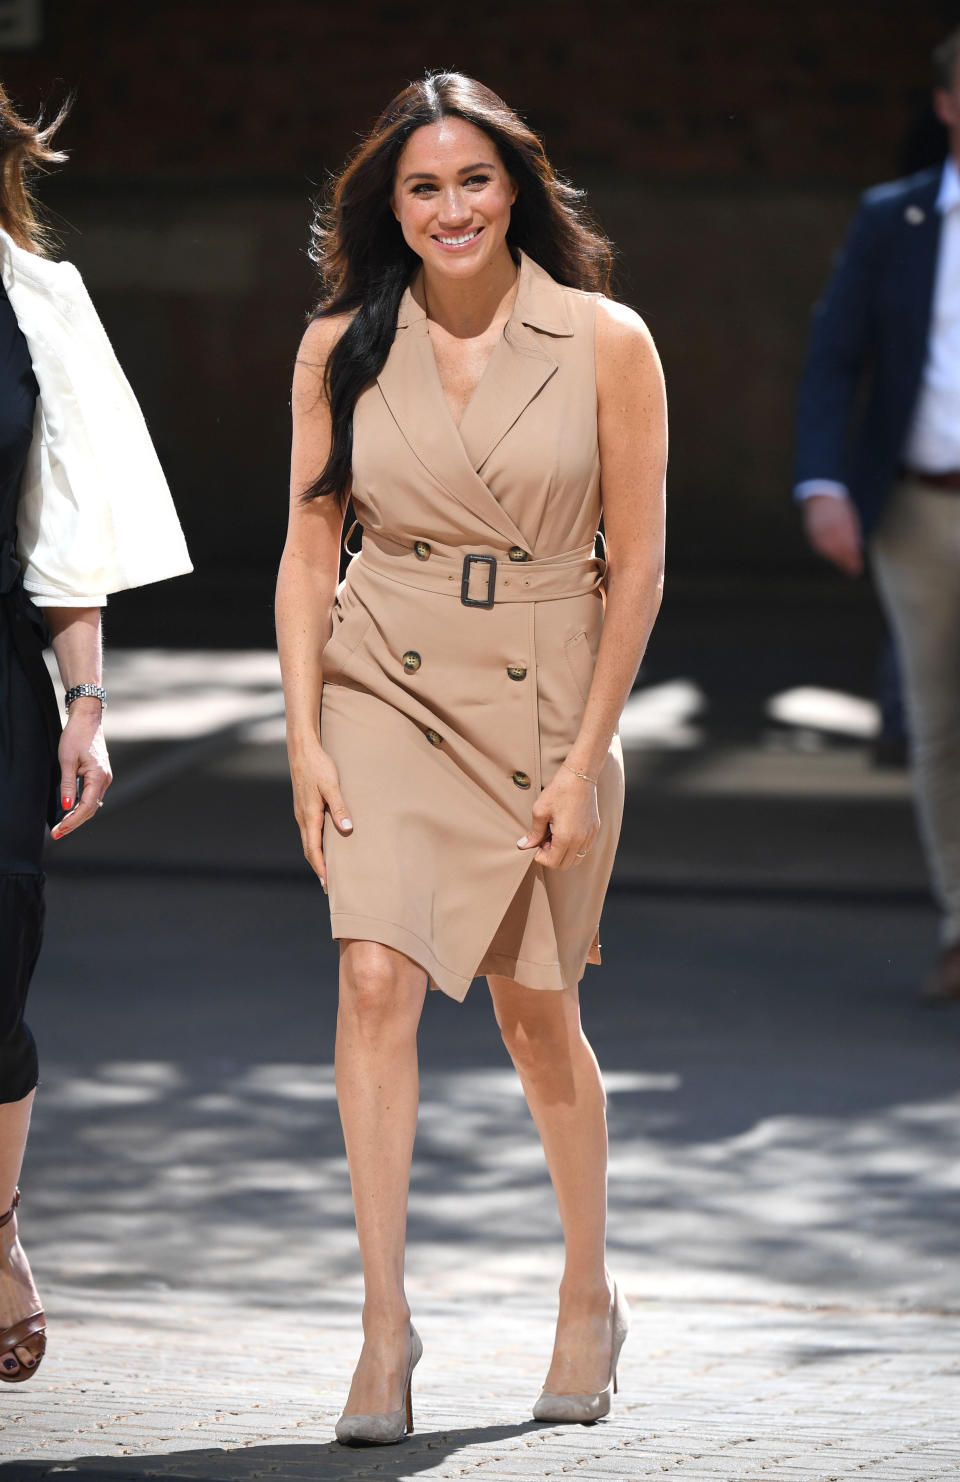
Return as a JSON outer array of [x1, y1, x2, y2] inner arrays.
[[0, 226, 192, 606]]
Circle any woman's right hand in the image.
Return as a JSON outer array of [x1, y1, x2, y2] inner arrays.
[[288, 736, 353, 891]]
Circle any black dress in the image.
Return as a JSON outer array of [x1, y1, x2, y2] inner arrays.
[[0, 278, 62, 1104]]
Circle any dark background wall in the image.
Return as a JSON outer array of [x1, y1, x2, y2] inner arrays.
[[0, 0, 955, 623]]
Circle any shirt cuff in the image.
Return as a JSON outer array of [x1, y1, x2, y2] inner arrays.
[[794, 480, 851, 502], [29, 594, 108, 609]]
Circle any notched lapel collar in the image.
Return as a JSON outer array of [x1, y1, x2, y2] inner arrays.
[[513, 247, 575, 337], [459, 249, 574, 471], [375, 250, 576, 546], [458, 322, 557, 472], [376, 286, 530, 548]]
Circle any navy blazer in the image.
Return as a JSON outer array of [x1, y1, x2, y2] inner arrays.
[[794, 165, 943, 534]]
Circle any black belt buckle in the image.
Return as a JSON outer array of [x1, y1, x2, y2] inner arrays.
[[461, 553, 497, 608]]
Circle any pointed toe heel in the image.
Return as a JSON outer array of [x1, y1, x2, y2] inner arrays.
[[532, 1282, 629, 1425], [335, 1324, 422, 1446]]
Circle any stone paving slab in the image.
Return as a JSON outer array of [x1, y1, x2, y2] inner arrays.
[[0, 1296, 957, 1479]]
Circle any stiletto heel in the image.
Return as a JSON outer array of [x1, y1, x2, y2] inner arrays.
[[532, 1281, 629, 1424], [335, 1323, 423, 1446], [0, 1191, 46, 1385]]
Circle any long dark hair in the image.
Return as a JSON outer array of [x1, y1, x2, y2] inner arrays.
[[304, 71, 613, 505], [0, 82, 69, 255]]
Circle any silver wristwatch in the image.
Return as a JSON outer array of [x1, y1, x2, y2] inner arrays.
[[64, 683, 108, 711]]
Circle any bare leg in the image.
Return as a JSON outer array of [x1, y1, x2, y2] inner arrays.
[[488, 975, 615, 1394], [0, 1091, 42, 1374], [336, 940, 428, 1415]]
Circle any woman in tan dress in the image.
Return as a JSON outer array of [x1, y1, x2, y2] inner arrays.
[[276, 72, 666, 1445]]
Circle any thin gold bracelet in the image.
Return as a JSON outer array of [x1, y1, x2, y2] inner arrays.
[[563, 763, 598, 785]]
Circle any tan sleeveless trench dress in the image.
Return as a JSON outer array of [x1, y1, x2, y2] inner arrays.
[[319, 247, 625, 1000]]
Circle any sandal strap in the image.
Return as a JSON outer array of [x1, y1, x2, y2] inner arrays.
[[0, 1312, 45, 1355], [0, 1189, 20, 1230]]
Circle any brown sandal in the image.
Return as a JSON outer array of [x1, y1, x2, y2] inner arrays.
[[0, 1190, 46, 1383]]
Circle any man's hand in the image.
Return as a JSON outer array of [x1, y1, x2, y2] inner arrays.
[[802, 493, 864, 577]]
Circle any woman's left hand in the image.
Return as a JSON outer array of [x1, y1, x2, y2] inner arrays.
[[516, 765, 600, 870], [50, 701, 113, 840]]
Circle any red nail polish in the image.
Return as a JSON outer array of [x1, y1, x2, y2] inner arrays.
[[62, 795, 72, 809]]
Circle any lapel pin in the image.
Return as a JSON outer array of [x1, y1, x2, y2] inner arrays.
[[905, 205, 926, 224]]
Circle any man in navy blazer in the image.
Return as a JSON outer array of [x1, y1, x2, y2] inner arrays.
[[795, 27, 960, 1000]]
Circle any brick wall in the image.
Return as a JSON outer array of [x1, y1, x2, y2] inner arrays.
[[3, 0, 949, 184], [0, 0, 954, 591]]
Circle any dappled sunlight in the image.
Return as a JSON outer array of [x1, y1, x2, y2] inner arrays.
[[608, 1091, 960, 1306], [45, 648, 284, 741], [11, 881, 959, 1475], [24, 1054, 960, 1312], [766, 685, 881, 740], [618, 680, 706, 750]]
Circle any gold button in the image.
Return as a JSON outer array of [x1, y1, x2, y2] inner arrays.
[[425, 728, 443, 747], [414, 540, 431, 560], [512, 770, 531, 789], [508, 546, 529, 562], [507, 664, 527, 681], [402, 650, 422, 673]]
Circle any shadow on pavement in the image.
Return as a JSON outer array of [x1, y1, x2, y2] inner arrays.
[[21, 879, 960, 1310], [0, 1422, 542, 1481]]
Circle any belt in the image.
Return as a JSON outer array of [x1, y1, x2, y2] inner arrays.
[[903, 467, 960, 491], [353, 529, 606, 605]]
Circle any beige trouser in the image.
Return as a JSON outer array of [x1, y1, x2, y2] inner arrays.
[[871, 476, 960, 948]]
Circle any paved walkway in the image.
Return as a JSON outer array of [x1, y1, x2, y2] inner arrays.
[[2, 837, 958, 1478], [2, 1292, 957, 1479], [2, 630, 956, 1480]]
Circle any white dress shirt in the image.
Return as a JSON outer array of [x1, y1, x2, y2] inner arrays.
[[902, 157, 960, 472], [796, 157, 960, 502], [0, 227, 192, 605]]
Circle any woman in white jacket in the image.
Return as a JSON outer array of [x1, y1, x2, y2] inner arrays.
[[0, 87, 191, 1381]]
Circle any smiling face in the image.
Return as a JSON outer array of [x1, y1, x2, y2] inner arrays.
[[391, 116, 518, 279]]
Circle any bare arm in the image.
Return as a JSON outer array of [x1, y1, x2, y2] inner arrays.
[[518, 298, 667, 871], [275, 315, 355, 887], [46, 606, 112, 839], [570, 299, 667, 775]]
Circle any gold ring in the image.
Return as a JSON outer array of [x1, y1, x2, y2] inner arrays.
[[576, 849, 588, 858]]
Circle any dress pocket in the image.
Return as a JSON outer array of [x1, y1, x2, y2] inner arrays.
[[563, 629, 594, 705], [322, 595, 373, 675]]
